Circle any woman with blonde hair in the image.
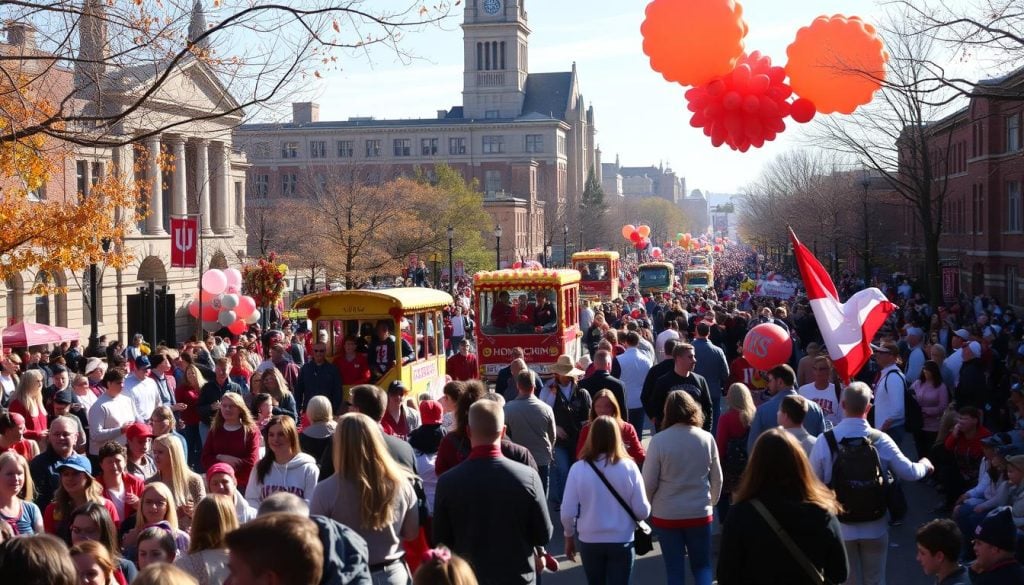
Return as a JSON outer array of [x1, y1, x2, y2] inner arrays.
[[245, 415, 318, 507], [120, 482, 190, 558], [9, 369, 48, 444], [175, 364, 206, 470], [150, 405, 188, 457], [134, 563, 199, 585], [70, 540, 117, 585], [311, 412, 419, 585], [715, 383, 756, 522], [200, 393, 260, 491], [413, 547, 478, 585], [299, 395, 336, 469], [717, 428, 847, 584], [44, 455, 119, 542], [149, 435, 205, 531], [562, 416, 650, 585], [643, 390, 721, 585], [0, 451, 42, 534], [174, 494, 237, 585], [574, 389, 645, 464], [258, 368, 298, 422]]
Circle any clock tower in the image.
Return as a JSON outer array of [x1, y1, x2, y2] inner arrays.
[[462, 0, 529, 119]]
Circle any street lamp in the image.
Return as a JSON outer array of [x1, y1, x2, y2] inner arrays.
[[87, 237, 112, 356], [494, 225, 503, 270], [447, 225, 454, 297], [562, 224, 568, 268]]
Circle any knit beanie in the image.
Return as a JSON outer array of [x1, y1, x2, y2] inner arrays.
[[974, 507, 1017, 552]]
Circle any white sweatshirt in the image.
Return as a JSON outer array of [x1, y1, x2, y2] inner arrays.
[[561, 456, 651, 543], [244, 452, 319, 506]]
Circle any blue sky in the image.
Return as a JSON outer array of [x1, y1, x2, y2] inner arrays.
[[283, 0, 977, 195]]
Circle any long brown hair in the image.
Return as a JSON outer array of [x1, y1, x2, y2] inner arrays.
[[662, 390, 704, 429], [453, 380, 486, 436], [255, 415, 300, 483], [187, 494, 237, 553], [259, 368, 293, 405], [588, 389, 623, 423], [579, 415, 629, 465], [732, 428, 841, 515], [332, 413, 409, 531]]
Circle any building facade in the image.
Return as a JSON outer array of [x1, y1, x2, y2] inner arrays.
[[0, 3, 248, 346], [601, 157, 686, 203], [234, 0, 598, 267], [895, 67, 1024, 305]]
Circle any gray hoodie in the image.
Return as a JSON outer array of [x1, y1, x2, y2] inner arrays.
[[244, 452, 319, 507]]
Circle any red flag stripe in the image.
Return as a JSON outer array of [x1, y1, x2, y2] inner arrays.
[[789, 229, 838, 300]]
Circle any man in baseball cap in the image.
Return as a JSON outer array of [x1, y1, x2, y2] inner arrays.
[[970, 506, 1024, 581]]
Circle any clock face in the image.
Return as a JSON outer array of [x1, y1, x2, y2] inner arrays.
[[483, 0, 502, 15]]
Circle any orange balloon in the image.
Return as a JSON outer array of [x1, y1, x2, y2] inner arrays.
[[621, 224, 637, 240], [637, 225, 651, 238], [785, 15, 888, 115], [641, 0, 749, 87]]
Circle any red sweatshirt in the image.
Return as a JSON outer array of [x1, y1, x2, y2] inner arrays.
[[200, 425, 261, 489], [575, 420, 645, 465], [9, 399, 48, 441], [446, 353, 480, 381]]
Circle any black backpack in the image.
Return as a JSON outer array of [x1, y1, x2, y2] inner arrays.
[[824, 430, 887, 523], [884, 369, 923, 433], [722, 430, 749, 493]]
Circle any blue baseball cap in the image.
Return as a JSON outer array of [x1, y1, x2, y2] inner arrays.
[[56, 454, 93, 475]]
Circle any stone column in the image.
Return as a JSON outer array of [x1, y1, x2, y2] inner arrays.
[[144, 135, 165, 235], [168, 135, 187, 217], [112, 143, 135, 232], [213, 141, 231, 235], [193, 139, 213, 235], [236, 170, 246, 228]]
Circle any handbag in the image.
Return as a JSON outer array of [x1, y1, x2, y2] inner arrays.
[[585, 460, 654, 556], [750, 499, 826, 585]]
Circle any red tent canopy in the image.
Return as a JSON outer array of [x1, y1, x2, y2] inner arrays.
[[2, 322, 81, 348]]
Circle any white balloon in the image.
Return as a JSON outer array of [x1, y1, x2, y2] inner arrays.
[[218, 309, 237, 327], [221, 294, 239, 309], [211, 295, 224, 310], [244, 309, 261, 325]]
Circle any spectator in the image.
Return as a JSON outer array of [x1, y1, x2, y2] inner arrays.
[[382, 381, 421, 440], [295, 343, 342, 414], [650, 344, 714, 433], [135, 526, 178, 570], [938, 407, 992, 512], [310, 413, 418, 584], [299, 396, 337, 474], [0, 533, 77, 585], [0, 412, 40, 461], [69, 540, 117, 585], [915, 519, 969, 584], [88, 370, 137, 458], [643, 390, 721, 585], [120, 482, 190, 558], [912, 360, 950, 460], [872, 342, 908, 445], [616, 331, 653, 437], [68, 502, 136, 582], [715, 383, 755, 523], [952, 439, 1011, 559], [748, 364, 824, 453], [206, 463, 256, 525], [413, 546, 477, 585], [968, 507, 1024, 582], [717, 428, 847, 585], [125, 422, 156, 480], [577, 350, 627, 419], [9, 369, 49, 444], [245, 415, 318, 508], [95, 441, 144, 524], [174, 494, 237, 585], [151, 405, 188, 458], [319, 385, 418, 478], [224, 513, 324, 585], [561, 416, 650, 585], [797, 356, 842, 428], [200, 393, 260, 490], [333, 337, 371, 400], [0, 451, 42, 534], [29, 416, 80, 508], [42, 455, 119, 542], [407, 400, 447, 518], [503, 370, 557, 494], [196, 358, 243, 447], [175, 363, 206, 470], [149, 435, 206, 532], [692, 321, 730, 436], [778, 394, 817, 457], [574, 390, 645, 465], [640, 338, 678, 426], [445, 339, 480, 382], [124, 356, 160, 424], [258, 368, 299, 422], [539, 355, 592, 508]]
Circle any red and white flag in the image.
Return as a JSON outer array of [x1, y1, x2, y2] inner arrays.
[[789, 228, 895, 382]]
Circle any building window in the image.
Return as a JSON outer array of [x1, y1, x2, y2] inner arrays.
[[485, 110, 500, 119], [366, 139, 381, 158], [557, 135, 567, 156], [482, 135, 504, 154], [526, 134, 543, 153], [253, 142, 271, 159], [76, 160, 87, 198], [393, 139, 411, 157], [1008, 181, 1022, 232], [1007, 114, 1020, 152], [1008, 266, 1019, 306], [254, 174, 269, 198], [485, 170, 502, 196], [91, 162, 103, 186], [337, 140, 353, 158], [449, 137, 466, 155], [281, 142, 299, 158], [421, 138, 439, 156], [309, 141, 326, 158], [282, 173, 297, 197]]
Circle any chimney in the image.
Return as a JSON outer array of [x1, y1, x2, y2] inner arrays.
[[6, 21, 37, 51], [437, 109, 448, 119], [292, 102, 319, 124]]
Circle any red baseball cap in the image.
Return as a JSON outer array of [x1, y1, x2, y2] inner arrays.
[[124, 422, 153, 441]]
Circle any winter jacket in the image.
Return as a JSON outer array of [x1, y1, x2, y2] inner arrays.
[[311, 515, 371, 585]]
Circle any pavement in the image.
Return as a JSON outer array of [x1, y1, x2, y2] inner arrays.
[[542, 432, 940, 584]]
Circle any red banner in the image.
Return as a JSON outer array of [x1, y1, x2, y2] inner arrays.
[[170, 216, 198, 268], [942, 266, 959, 303]]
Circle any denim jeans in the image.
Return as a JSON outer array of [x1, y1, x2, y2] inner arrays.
[[550, 445, 572, 506], [182, 423, 202, 471], [627, 408, 646, 439], [710, 396, 722, 438], [654, 523, 713, 585], [370, 561, 411, 585], [844, 534, 888, 585], [536, 464, 550, 497], [578, 540, 634, 585]]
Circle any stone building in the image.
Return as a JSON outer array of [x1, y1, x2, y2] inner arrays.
[[601, 157, 686, 203], [0, 2, 248, 346], [234, 0, 598, 267]]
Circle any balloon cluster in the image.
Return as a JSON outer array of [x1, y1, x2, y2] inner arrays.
[[188, 268, 261, 335], [621, 225, 652, 252], [642, 0, 888, 152]]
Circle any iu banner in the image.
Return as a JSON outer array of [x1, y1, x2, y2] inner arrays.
[[170, 216, 199, 268]]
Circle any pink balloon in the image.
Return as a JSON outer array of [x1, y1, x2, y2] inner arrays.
[[200, 288, 217, 302], [224, 268, 243, 288], [187, 301, 200, 318], [235, 295, 256, 319], [201, 269, 227, 295]]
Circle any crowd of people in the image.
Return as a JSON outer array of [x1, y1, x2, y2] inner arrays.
[[1, 243, 1024, 585]]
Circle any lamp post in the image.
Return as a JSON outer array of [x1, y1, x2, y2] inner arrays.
[[494, 224, 503, 270], [87, 237, 112, 355], [447, 225, 454, 297], [562, 224, 568, 268]]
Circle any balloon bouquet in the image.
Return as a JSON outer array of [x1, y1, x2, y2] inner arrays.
[[642, 0, 888, 152], [622, 225, 664, 260], [187, 268, 261, 336]]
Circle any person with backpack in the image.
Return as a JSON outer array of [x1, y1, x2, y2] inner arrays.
[[809, 381, 935, 585]]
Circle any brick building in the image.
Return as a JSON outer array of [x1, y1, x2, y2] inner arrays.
[[234, 0, 599, 267], [895, 67, 1024, 305]]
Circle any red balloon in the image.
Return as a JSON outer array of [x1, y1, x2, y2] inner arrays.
[[742, 323, 793, 371], [685, 51, 792, 152], [228, 320, 247, 335], [630, 309, 641, 319], [790, 97, 816, 123], [201, 303, 219, 322], [187, 301, 199, 318], [629, 232, 642, 243]]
